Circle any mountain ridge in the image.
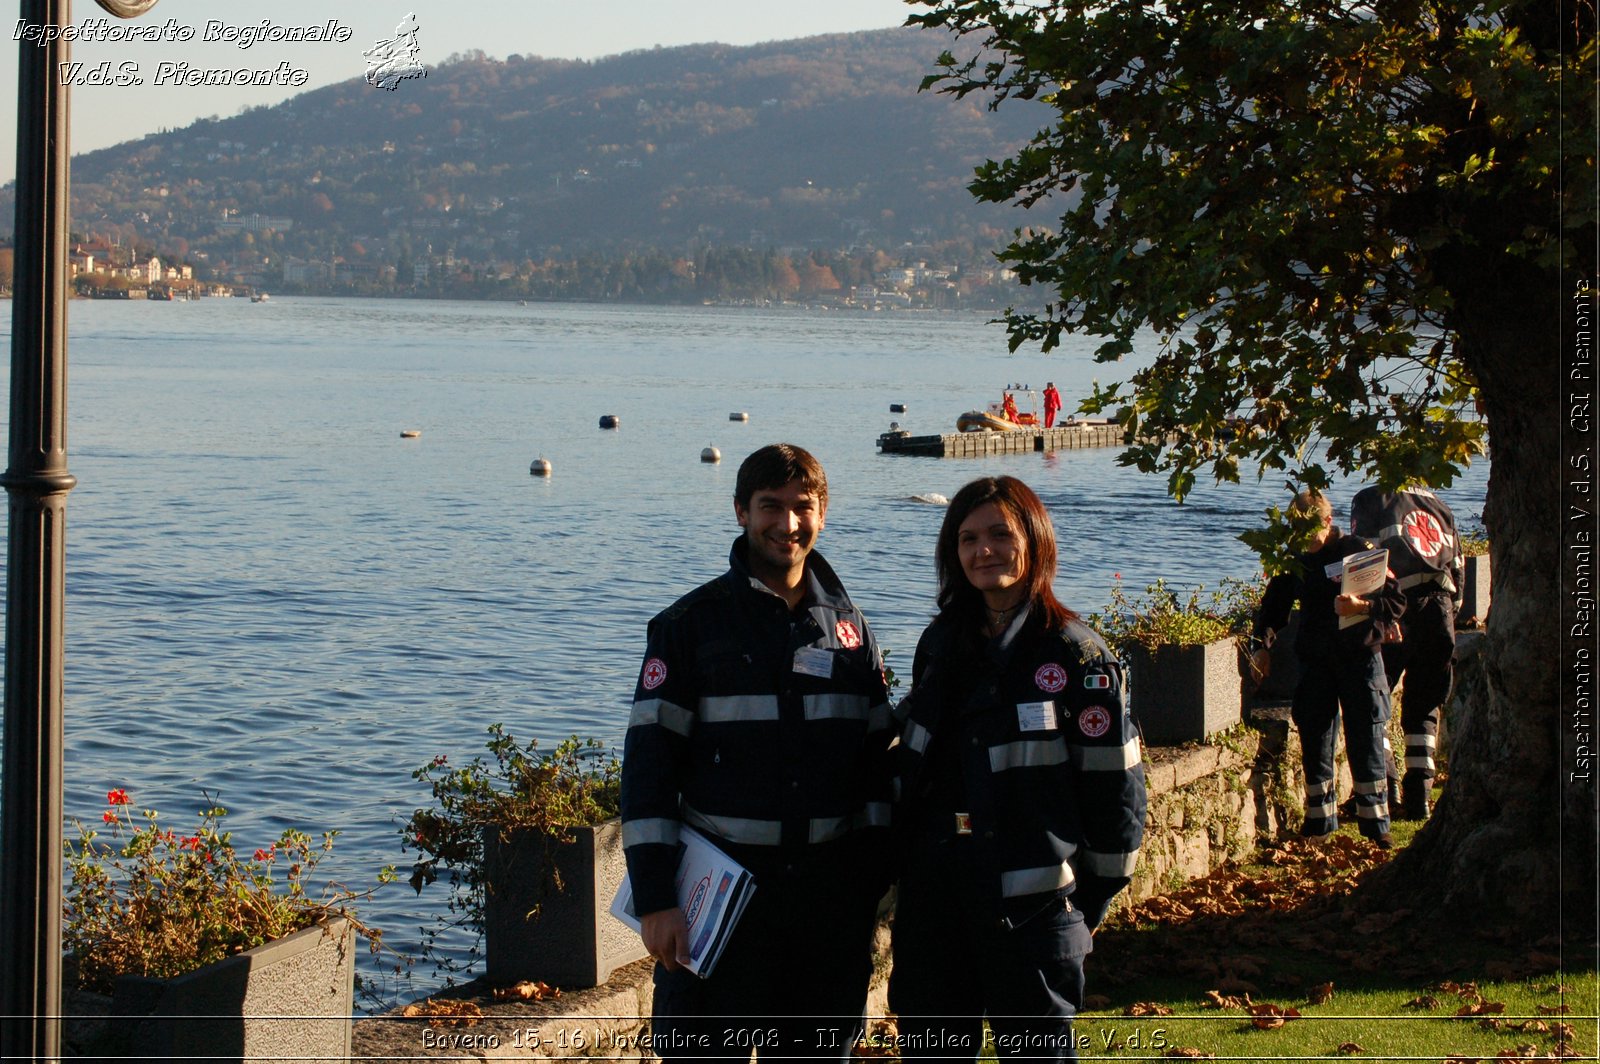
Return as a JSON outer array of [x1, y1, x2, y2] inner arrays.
[[1, 26, 1052, 298]]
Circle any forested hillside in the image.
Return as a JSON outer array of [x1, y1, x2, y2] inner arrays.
[[0, 27, 1052, 299]]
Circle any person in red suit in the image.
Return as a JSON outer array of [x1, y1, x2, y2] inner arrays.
[[1043, 382, 1063, 428]]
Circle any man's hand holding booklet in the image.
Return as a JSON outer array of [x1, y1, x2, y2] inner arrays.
[[610, 826, 755, 978], [1337, 547, 1389, 628]]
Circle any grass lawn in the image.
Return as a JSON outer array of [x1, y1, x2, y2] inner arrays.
[[1071, 817, 1597, 1061]]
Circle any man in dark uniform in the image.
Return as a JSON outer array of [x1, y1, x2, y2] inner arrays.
[[1253, 490, 1405, 847], [621, 443, 894, 1063], [1349, 484, 1463, 820]]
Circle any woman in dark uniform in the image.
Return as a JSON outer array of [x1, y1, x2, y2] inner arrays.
[[889, 476, 1146, 1062]]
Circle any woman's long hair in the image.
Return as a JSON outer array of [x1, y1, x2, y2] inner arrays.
[[934, 476, 1077, 631]]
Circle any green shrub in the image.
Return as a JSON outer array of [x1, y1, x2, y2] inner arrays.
[[401, 724, 620, 978], [1088, 577, 1263, 653]]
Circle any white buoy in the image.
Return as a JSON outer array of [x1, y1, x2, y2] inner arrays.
[[701, 446, 721, 464], [729, 411, 749, 422], [400, 429, 422, 439], [530, 457, 552, 476]]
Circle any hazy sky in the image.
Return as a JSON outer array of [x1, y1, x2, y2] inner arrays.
[[2, 0, 921, 185]]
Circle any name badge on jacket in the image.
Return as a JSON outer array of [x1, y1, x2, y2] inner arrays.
[[793, 646, 835, 678], [1017, 701, 1057, 732]]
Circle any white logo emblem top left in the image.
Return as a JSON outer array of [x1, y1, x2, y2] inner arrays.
[[364, 12, 427, 91]]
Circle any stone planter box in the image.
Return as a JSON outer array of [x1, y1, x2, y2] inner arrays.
[[1460, 554, 1491, 627], [1126, 638, 1243, 745], [99, 917, 354, 1061], [482, 818, 647, 988]]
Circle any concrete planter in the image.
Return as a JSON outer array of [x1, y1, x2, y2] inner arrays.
[[103, 917, 354, 1061], [1126, 638, 1243, 745], [1460, 554, 1491, 627], [482, 818, 646, 988]]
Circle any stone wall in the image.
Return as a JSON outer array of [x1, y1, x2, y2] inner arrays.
[[353, 708, 1339, 1060], [1122, 706, 1351, 910]]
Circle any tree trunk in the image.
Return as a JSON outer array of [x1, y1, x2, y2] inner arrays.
[[1368, 259, 1596, 937]]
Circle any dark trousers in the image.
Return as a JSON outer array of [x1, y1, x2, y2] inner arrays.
[[650, 861, 880, 1064], [889, 841, 1092, 1062], [1292, 650, 1393, 838], [1380, 592, 1456, 780]]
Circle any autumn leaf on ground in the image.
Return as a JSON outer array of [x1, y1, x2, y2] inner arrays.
[[1544, 983, 1573, 994], [1512, 1019, 1550, 1034], [1200, 989, 1245, 1009], [1494, 1045, 1540, 1058], [1477, 1018, 1505, 1031], [1126, 1002, 1175, 1017], [1537, 1003, 1572, 1015], [1552, 1022, 1576, 1041], [1456, 1000, 1506, 1017], [1162, 1049, 1214, 1058], [1436, 980, 1479, 997], [1307, 981, 1334, 1005], [1335, 1042, 1365, 1054], [401, 998, 483, 1028], [1404, 994, 1441, 1009], [1440, 1057, 1482, 1063], [1248, 1003, 1302, 1029], [491, 979, 559, 1002]]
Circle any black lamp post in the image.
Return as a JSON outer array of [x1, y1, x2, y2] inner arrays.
[[1, 2, 154, 1058]]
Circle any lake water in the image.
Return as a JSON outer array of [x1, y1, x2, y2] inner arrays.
[[0, 296, 1488, 1003]]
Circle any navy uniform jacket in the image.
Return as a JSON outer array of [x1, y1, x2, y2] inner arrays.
[[1349, 487, 1462, 601], [894, 608, 1146, 926], [620, 538, 893, 915], [1255, 532, 1406, 660]]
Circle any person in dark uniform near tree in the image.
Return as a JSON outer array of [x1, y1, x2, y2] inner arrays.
[[1251, 490, 1405, 847], [889, 476, 1145, 1063], [1349, 483, 1462, 820], [620, 443, 894, 1064]]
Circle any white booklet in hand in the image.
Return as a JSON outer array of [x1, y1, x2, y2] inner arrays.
[[1337, 547, 1389, 628], [610, 825, 756, 978]]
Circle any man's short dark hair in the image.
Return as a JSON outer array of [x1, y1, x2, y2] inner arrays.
[[734, 444, 828, 510]]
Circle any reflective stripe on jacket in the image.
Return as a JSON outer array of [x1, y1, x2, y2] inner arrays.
[[1349, 486, 1462, 596], [893, 610, 1146, 907], [620, 538, 892, 915]]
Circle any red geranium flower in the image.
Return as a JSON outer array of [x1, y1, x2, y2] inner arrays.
[[106, 789, 130, 806], [102, 811, 118, 824], [179, 836, 201, 850], [253, 848, 273, 862]]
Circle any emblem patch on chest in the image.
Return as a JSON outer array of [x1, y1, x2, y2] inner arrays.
[[641, 658, 668, 690], [1078, 705, 1112, 738], [835, 619, 863, 649], [1034, 663, 1067, 692]]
